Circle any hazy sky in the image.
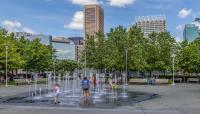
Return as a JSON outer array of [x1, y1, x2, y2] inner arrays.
[[0, 0, 200, 42]]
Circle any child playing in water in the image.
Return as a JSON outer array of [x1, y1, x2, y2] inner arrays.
[[53, 83, 60, 104], [81, 77, 90, 101]]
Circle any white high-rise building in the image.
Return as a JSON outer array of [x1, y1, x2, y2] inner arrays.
[[135, 15, 166, 38]]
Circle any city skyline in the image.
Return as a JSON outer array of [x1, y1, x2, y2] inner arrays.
[[0, 0, 200, 42]]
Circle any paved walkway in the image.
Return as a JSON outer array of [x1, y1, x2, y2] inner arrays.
[[0, 84, 46, 98], [0, 84, 200, 114]]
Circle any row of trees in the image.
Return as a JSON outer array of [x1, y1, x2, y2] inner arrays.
[[0, 28, 77, 78], [1, 25, 200, 78], [177, 39, 200, 73], [83, 25, 200, 74]]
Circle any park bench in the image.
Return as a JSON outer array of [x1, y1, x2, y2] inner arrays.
[[129, 78, 169, 85], [187, 78, 199, 83], [174, 78, 182, 83], [14, 79, 32, 86], [129, 78, 147, 84], [36, 78, 47, 84], [155, 79, 169, 84]]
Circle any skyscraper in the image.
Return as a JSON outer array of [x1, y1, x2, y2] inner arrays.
[[135, 15, 166, 38], [84, 4, 104, 42], [183, 18, 200, 42]]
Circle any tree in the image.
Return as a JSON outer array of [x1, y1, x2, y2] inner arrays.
[[177, 37, 200, 73], [25, 38, 52, 73], [93, 32, 106, 70], [56, 60, 78, 74], [146, 32, 176, 73], [127, 26, 148, 71], [106, 26, 127, 70], [0, 30, 24, 76], [82, 35, 96, 68]]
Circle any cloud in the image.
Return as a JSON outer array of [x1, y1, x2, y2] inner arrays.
[[64, 11, 83, 30], [176, 24, 184, 31], [1, 20, 35, 34], [69, 0, 135, 7], [178, 8, 192, 18], [1, 20, 21, 32], [70, 0, 99, 5], [109, 0, 136, 7]]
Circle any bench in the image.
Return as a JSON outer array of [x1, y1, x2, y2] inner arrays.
[[36, 78, 47, 84], [14, 79, 32, 86], [187, 78, 199, 83], [129, 78, 169, 85], [129, 79, 147, 84]]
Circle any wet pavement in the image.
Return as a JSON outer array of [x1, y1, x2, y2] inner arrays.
[[0, 84, 200, 114]]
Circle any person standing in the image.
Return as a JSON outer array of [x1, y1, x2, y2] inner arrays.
[[53, 83, 60, 104], [92, 75, 96, 88], [81, 77, 90, 101], [108, 78, 113, 92]]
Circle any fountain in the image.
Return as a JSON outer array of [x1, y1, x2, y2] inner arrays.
[[1, 72, 157, 108], [120, 73, 128, 98], [34, 73, 38, 95]]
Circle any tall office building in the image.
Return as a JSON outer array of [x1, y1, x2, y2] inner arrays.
[[84, 4, 104, 42], [183, 18, 200, 42], [135, 15, 166, 38]]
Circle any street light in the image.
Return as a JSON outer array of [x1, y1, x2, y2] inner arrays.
[[5, 46, 8, 87], [125, 49, 128, 86], [84, 51, 87, 77], [77, 58, 80, 77], [172, 44, 176, 86], [53, 54, 56, 84]]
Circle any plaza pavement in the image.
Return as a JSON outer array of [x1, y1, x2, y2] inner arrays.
[[0, 83, 200, 114]]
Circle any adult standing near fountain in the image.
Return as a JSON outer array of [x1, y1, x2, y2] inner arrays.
[[81, 77, 90, 101], [108, 77, 113, 92], [92, 74, 96, 88], [53, 83, 60, 104]]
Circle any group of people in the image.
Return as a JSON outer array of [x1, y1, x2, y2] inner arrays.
[[52, 76, 91, 105], [52, 74, 116, 105]]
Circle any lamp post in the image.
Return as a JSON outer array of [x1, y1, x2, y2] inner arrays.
[[125, 49, 128, 85], [172, 44, 176, 86], [84, 51, 87, 77], [5, 46, 8, 87], [53, 54, 56, 84], [172, 52, 175, 86], [77, 58, 79, 77]]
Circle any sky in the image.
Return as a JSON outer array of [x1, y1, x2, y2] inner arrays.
[[0, 0, 200, 42]]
